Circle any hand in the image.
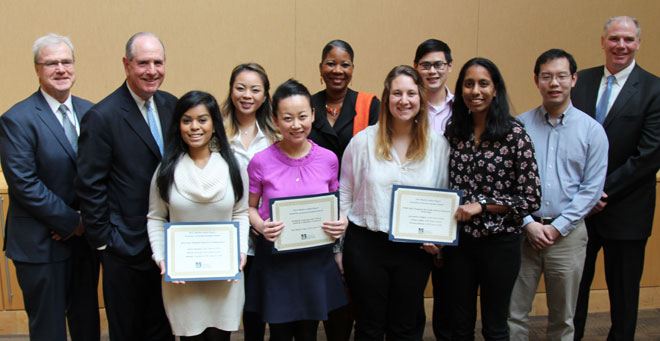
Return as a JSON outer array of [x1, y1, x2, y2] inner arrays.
[[159, 260, 185, 284], [334, 252, 344, 275], [421, 243, 442, 255], [322, 213, 348, 239], [262, 220, 284, 242], [587, 192, 608, 217], [455, 202, 482, 222], [73, 218, 85, 237], [229, 253, 248, 283], [523, 222, 554, 250]]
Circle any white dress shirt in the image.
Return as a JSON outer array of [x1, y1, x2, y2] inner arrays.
[[597, 60, 635, 119]]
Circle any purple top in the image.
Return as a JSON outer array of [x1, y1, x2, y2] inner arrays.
[[248, 140, 340, 220]]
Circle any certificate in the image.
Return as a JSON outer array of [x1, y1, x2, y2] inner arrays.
[[164, 222, 241, 282], [269, 191, 339, 253], [389, 185, 462, 245]]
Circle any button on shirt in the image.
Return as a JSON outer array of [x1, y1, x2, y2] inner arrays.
[[428, 87, 454, 135], [517, 104, 609, 235], [596, 60, 635, 120], [340, 125, 450, 233]]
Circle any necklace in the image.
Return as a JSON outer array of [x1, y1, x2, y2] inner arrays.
[[240, 124, 256, 135], [326, 105, 341, 117]]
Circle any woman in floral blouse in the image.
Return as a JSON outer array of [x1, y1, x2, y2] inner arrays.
[[444, 57, 541, 340]]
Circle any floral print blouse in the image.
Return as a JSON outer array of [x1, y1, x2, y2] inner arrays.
[[448, 121, 542, 237]]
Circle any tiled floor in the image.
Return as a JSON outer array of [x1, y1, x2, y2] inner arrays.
[[1, 309, 659, 340]]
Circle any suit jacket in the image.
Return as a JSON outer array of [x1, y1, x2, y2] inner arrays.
[[0, 90, 93, 263], [76, 82, 177, 258], [308, 88, 379, 168], [572, 64, 660, 239]]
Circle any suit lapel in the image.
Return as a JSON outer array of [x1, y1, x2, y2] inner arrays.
[[333, 90, 358, 133], [603, 66, 640, 128], [33, 92, 77, 160], [71, 97, 87, 124], [583, 68, 603, 118], [118, 85, 162, 159]]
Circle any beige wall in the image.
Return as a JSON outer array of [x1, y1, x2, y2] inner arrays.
[[1, 0, 659, 290], [1, 0, 658, 114]]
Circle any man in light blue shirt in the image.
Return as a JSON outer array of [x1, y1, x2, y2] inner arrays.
[[508, 49, 608, 341]]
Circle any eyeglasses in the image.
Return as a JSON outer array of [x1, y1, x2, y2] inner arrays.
[[538, 73, 572, 83], [37, 59, 74, 69], [418, 61, 448, 71]]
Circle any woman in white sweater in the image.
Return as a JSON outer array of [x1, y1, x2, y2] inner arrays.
[[147, 91, 249, 340]]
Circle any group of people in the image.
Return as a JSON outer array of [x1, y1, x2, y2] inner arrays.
[[0, 14, 658, 341]]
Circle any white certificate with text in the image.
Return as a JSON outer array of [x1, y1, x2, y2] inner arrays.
[[269, 192, 339, 252], [165, 222, 241, 281], [389, 185, 462, 245]]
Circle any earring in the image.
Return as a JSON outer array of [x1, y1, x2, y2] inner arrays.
[[209, 134, 220, 152], [320, 76, 324, 85]]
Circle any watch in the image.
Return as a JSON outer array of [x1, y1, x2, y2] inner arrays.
[[479, 199, 488, 214]]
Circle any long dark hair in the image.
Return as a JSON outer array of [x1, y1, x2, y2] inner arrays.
[[221, 63, 279, 143], [157, 91, 243, 203], [445, 57, 516, 141]]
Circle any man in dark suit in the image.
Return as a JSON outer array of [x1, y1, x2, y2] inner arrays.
[[0, 33, 100, 341], [572, 16, 660, 341], [76, 32, 176, 340]]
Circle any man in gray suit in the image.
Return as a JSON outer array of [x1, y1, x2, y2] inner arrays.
[[0, 33, 100, 341], [572, 16, 660, 341]]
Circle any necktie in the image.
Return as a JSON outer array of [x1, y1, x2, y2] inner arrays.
[[59, 104, 77, 153], [595, 75, 615, 124], [145, 100, 164, 155]]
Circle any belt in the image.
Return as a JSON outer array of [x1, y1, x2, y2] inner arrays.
[[532, 216, 556, 225]]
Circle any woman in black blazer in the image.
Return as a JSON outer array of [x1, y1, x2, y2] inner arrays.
[[308, 40, 379, 170]]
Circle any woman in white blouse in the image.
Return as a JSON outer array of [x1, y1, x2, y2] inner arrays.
[[147, 91, 248, 340], [220, 63, 279, 340], [340, 65, 450, 339]]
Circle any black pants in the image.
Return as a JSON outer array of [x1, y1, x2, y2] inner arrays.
[[99, 248, 173, 341], [414, 257, 451, 341], [243, 255, 267, 341], [14, 236, 100, 341], [445, 233, 521, 341], [343, 223, 432, 340], [573, 228, 647, 341]]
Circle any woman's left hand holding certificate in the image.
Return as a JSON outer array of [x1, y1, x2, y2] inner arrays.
[[321, 213, 348, 239]]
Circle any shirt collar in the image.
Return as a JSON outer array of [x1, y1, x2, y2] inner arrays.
[[126, 83, 151, 110], [604, 60, 635, 85], [40, 88, 73, 114], [539, 102, 574, 126]]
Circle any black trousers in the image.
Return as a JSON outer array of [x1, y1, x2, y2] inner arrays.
[[14, 236, 100, 341], [269, 320, 319, 341], [573, 228, 647, 341], [444, 233, 521, 341], [343, 223, 432, 340], [99, 247, 173, 341], [414, 257, 451, 341]]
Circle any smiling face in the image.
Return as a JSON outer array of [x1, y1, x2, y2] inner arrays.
[[461, 65, 496, 116], [231, 70, 266, 118], [123, 35, 166, 100], [35, 42, 76, 102], [415, 51, 452, 94], [602, 18, 640, 74], [274, 95, 314, 145], [319, 47, 354, 93], [389, 75, 421, 124], [180, 104, 214, 154], [535, 57, 577, 111]]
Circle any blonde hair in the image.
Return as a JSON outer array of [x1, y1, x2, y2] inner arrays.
[[376, 65, 429, 161]]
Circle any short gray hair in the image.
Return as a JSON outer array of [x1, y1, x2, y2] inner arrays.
[[603, 16, 641, 40], [33, 33, 74, 64], [125, 32, 166, 61]]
